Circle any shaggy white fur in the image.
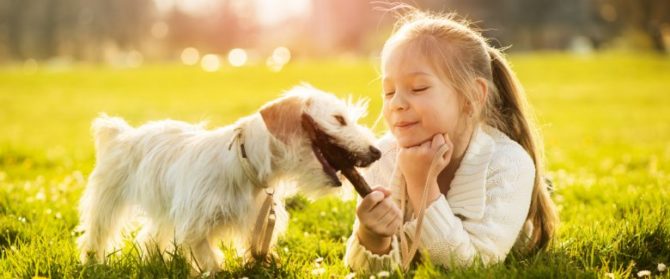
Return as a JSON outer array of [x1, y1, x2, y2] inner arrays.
[[77, 85, 379, 272]]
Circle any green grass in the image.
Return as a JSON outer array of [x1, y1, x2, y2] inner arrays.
[[1, 53, 669, 278]]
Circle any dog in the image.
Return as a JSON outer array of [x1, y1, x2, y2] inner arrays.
[[76, 84, 381, 272]]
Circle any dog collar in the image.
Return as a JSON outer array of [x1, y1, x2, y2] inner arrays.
[[228, 126, 276, 260], [229, 127, 268, 189]]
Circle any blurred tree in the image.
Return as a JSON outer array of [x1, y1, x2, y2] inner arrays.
[[0, 0, 667, 62], [0, 0, 154, 62], [613, 0, 669, 52]]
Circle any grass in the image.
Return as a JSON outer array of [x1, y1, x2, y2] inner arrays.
[[1, 52, 669, 278]]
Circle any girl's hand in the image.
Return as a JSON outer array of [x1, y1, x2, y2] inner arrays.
[[356, 187, 402, 254], [398, 133, 453, 212]]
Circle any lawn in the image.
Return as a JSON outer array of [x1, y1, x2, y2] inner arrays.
[[1, 53, 669, 278]]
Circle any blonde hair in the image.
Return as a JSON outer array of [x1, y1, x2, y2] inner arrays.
[[381, 8, 559, 252]]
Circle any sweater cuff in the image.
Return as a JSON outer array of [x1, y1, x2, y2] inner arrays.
[[344, 232, 400, 272], [404, 195, 462, 247]]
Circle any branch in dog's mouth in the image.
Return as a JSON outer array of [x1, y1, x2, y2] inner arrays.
[[302, 113, 375, 197], [310, 142, 341, 186]]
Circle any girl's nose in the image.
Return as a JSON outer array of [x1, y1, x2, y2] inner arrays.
[[389, 91, 409, 111]]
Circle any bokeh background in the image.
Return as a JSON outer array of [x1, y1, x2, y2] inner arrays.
[[0, 0, 669, 65], [1, 1, 669, 278]]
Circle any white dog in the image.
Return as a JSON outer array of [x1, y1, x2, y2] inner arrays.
[[77, 85, 380, 272]]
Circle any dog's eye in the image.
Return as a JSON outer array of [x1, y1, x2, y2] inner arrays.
[[334, 115, 347, 126]]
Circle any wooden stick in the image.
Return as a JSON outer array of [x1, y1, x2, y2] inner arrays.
[[341, 167, 372, 197]]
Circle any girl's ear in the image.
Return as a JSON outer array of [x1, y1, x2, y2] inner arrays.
[[475, 77, 488, 108], [462, 78, 489, 117]]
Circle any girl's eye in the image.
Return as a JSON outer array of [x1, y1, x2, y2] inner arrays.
[[384, 91, 395, 97], [412, 87, 430, 93]]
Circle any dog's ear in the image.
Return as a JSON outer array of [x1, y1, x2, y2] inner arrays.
[[301, 112, 318, 142], [260, 95, 306, 144]]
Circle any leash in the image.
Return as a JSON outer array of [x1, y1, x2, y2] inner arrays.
[[398, 144, 450, 270], [228, 127, 275, 261]]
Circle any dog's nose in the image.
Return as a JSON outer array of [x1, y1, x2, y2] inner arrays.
[[369, 146, 381, 160]]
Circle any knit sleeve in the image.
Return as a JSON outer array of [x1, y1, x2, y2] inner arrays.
[[403, 146, 536, 268], [344, 218, 401, 272]]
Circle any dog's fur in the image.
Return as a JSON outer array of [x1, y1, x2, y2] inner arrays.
[[77, 85, 379, 272]]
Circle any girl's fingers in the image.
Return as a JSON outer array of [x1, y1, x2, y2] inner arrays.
[[420, 140, 431, 149], [377, 206, 396, 227], [384, 212, 401, 231], [432, 133, 445, 148], [371, 186, 391, 198], [358, 191, 384, 212], [440, 144, 451, 160]]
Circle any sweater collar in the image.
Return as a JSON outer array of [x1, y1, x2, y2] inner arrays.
[[445, 124, 495, 220]]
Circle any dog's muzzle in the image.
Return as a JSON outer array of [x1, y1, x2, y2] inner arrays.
[[301, 113, 381, 187]]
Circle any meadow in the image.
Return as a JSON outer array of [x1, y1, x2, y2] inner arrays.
[[1, 53, 669, 278]]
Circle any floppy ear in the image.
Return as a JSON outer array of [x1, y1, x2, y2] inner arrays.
[[301, 112, 318, 142], [260, 95, 306, 144]]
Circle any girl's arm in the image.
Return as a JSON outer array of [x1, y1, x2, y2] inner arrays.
[[345, 218, 402, 272], [344, 139, 403, 273], [403, 147, 536, 268]]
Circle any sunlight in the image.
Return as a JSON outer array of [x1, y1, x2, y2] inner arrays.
[[200, 54, 220, 72], [181, 47, 200, 65], [227, 48, 248, 67]]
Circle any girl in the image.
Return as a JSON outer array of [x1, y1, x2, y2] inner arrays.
[[344, 9, 559, 272]]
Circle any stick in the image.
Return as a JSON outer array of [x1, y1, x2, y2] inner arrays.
[[341, 167, 372, 197]]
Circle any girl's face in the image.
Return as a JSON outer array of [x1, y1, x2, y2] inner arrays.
[[382, 43, 467, 148]]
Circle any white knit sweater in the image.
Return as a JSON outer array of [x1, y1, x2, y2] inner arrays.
[[344, 124, 536, 272]]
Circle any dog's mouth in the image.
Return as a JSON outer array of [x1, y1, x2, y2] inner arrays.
[[310, 142, 341, 186], [301, 113, 374, 187]]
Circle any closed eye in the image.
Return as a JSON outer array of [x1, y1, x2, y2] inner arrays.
[[413, 87, 430, 92], [384, 91, 395, 97]]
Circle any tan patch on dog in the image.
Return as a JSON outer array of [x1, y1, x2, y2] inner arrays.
[[260, 96, 305, 144]]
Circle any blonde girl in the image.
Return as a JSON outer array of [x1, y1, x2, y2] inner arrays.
[[344, 9, 559, 272]]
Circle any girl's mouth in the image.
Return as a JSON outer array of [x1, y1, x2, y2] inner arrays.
[[395, 121, 419, 130]]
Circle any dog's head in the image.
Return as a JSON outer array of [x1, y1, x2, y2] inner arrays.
[[260, 84, 380, 189]]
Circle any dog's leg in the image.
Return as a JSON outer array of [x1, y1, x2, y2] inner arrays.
[[77, 172, 130, 263], [187, 237, 223, 274], [135, 221, 173, 260]]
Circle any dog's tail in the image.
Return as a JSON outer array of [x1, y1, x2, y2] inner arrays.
[[78, 114, 133, 263], [92, 113, 130, 149]]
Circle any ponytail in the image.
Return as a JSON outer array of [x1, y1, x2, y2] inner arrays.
[[487, 47, 559, 252]]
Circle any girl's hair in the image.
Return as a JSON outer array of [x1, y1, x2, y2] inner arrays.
[[381, 8, 559, 252]]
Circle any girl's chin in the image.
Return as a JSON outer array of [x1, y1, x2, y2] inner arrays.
[[395, 134, 430, 148]]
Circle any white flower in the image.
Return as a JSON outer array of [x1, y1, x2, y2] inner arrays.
[[377, 270, 390, 278], [659, 263, 667, 272], [311, 267, 325, 276], [315, 257, 323, 264], [344, 272, 356, 279], [35, 191, 46, 201], [637, 270, 651, 277]]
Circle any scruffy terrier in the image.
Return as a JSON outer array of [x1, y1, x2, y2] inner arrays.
[[76, 85, 380, 272]]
